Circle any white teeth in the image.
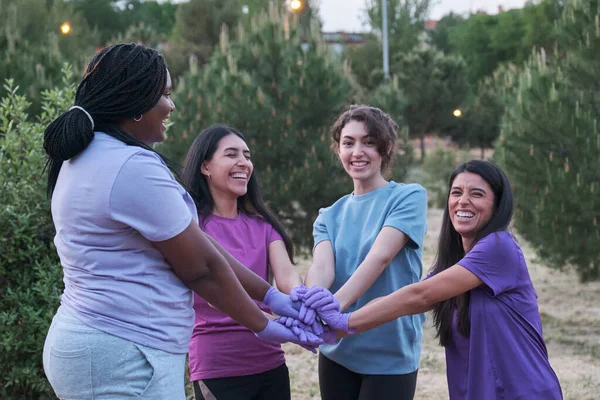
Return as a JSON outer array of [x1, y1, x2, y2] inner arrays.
[[456, 211, 474, 218], [231, 173, 247, 180], [351, 161, 368, 167]]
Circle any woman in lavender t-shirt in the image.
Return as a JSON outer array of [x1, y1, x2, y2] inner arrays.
[[182, 125, 306, 400], [317, 160, 563, 399]]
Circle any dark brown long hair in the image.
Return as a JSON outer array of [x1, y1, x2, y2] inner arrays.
[[431, 160, 514, 346]]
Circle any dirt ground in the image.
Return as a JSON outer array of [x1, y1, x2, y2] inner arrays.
[[283, 208, 600, 400]]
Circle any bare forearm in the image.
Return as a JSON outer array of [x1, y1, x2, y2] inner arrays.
[[304, 264, 334, 289], [348, 284, 432, 333], [206, 235, 271, 301], [275, 272, 303, 294], [335, 255, 389, 310]]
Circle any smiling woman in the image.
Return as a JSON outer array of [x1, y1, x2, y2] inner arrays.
[[182, 125, 304, 400]]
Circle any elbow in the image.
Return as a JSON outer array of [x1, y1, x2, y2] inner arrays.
[[410, 284, 435, 312], [176, 261, 212, 288]]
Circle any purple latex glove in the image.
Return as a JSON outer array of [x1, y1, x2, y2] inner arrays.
[[303, 286, 340, 311], [278, 316, 324, 337], [273, 318, 321, 354], [321, 326, 341, 345], [255, 320, 322, 347], [262, 287, 302, 321], [289, 284, 308, 302], [298, 303, 317, 326], [316, 307, 353, 333]]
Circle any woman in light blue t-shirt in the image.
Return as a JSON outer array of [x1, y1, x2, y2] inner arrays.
[[295, 105, 428, 400]]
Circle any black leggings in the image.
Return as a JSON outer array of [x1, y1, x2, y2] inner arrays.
[[193, 363, 290, 400], [319, 353, 418, 400]]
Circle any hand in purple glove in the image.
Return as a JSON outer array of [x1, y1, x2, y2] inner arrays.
[[303, 286, 340, 311], [255, 320, 322, 347], [289, 284, 308, 302], [262, 287, 300, 320], [321, 326, 341, 345], [278, 316, 324, 337], [316, 307, 353, 333]]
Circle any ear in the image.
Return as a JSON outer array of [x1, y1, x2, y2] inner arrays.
[[200, 162, 210, 178]]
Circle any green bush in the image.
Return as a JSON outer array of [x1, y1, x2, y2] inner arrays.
[[0, 68, 75, 398]]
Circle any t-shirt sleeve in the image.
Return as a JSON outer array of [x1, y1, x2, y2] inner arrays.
[[457, 232, 521, 296], [312, 208, 330, 248], [383, 185, 428, 250], [268, 225, 283, 244], [109, 151, 192, 242]]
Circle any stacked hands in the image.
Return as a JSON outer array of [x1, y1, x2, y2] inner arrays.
[[255, 286, 354, 353]]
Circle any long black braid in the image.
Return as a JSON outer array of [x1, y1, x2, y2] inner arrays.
[[43, 43, 179, 197]]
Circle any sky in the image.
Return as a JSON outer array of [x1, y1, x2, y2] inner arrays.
[[317, 0, 530, 32]]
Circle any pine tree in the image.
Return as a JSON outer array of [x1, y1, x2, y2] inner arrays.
[[495, 0, 600, 282], [161, 5, 356, 249]]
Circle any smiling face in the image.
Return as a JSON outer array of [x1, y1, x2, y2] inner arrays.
[[338, 120, 384, 183], [201, 133, 253, 199], [126, 69, 175, 145], [448, 172, 496, 246]]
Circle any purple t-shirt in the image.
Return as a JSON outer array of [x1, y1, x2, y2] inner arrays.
[[188, 212, 285, 380], [447, 231, 562, 400], [52, 133, 197, 354]]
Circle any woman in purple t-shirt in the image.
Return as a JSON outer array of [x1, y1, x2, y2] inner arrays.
[[313, 160, 563, 399], [182, 125, 306, 400]]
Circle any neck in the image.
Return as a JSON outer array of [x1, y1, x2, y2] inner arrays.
[[210, 188, 239, 218], [461, 236, 474, 253], [353, 174, 388, 195]]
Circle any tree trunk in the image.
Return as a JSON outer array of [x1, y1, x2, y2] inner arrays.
[[420, 133, 426, 161], [481, 146, 485, 159]]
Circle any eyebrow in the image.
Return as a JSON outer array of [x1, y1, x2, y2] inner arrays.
[[451, 186, 487, 193], [341, 134, 374, 140], [223, 147, 251, 154]]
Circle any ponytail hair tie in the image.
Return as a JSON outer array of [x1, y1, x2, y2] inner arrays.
[[69, 106, 94, 130]]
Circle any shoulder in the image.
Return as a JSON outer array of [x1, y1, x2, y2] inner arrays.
[[472, 231, 521, 261], [388, 182, 427, 200], [241, 212, 272, 229]]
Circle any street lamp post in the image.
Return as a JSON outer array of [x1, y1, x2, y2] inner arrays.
[[382, 0, 389, 79]]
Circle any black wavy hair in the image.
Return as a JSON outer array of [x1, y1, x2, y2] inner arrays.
[[43, 43, 177, 197], [182, 124, 295, 263], [431, 160, 514, 346]]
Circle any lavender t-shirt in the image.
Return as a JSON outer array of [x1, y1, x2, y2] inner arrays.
[[188, 212, 285, 380], [52, 132, 197, 354], [448, 231, 562, 400]]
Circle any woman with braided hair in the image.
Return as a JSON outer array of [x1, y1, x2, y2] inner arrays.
[[42, 43, 320, 399]]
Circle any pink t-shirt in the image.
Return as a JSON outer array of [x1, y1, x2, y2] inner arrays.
[[188, 212, 285, 380]]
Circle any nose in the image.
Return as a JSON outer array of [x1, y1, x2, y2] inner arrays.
[[458, 193, 470, 205], [352, 143, 364, 156], [169, 98, 176, 112], [237, 157, 250, 167]]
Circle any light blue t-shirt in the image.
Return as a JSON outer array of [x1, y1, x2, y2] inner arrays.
[[313, 181, 428, 374], [51, 132, 197, 354]]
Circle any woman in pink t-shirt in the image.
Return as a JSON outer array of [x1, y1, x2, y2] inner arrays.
[[182, 124, 304, 400]]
